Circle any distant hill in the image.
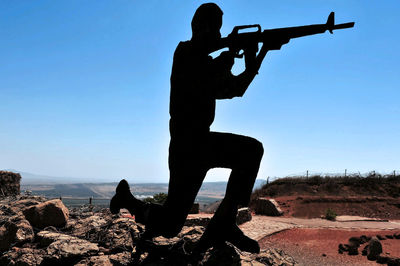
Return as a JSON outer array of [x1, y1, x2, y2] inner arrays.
[[5, 169, 96, 185], [20, 178, 265, 206], [8, 169, 265, 189]]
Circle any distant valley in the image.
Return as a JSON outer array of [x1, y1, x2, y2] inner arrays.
[[14, 170, 266, 207]]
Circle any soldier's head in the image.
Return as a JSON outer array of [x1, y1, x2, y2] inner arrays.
[[191, 3, 223, 44]]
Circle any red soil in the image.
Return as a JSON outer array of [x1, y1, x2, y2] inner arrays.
[[259, 228, 400, 266]]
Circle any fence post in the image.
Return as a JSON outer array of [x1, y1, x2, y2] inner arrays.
[[59, 196, 62, 201], [89, 197, 92, 206]]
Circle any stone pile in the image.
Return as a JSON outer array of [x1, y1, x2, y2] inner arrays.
[[338, 234, 400, 265], [0, 171, 21, 197], [0, 195, 297, 265]]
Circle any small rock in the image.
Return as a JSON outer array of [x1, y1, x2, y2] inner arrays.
[[201, 243, 241, 265], [349, 236, 361, 245], [184, 216, 211, 227], [338, 243, 348, 252], [362, 244, 368, 256], [109, 251, 131, 265], [348, 238, 360, 256], [376, 234, 386, 240], [367, 236, 382, 261], [37, 230, 79, 247], [389, 258, 400, 266], [71, 215, 108, 237], [360, 235, 370, 244], [75, 255, 112, 266], [46, 238, 99, 262], [376, 254, 390, 264], [254, 248, 298, 265], [236, 207, 252, 225]]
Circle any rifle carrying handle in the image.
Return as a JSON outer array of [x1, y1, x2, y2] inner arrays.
[[231, 24, 261, 35], [229, 24, 262, 58]]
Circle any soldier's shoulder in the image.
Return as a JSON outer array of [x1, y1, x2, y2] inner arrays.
[[174, 41, 193, 56]]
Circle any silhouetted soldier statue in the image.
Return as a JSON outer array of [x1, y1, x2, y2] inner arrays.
[[110, 3, 288, 254]]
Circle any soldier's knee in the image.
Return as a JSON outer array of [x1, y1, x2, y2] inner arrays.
[[249, 138, 264, 159]]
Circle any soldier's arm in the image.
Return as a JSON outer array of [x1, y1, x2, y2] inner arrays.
[[214, 37, 290, 100], [213, 45, 268, 99]]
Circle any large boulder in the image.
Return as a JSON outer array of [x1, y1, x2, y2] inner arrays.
[[236, 207, 252, 225], [0, 215, 34, 252], [367, 236, 382, 261], [254, 198, 283, 216], [0, 171, 21, 196], [23, 199, 69, 228]]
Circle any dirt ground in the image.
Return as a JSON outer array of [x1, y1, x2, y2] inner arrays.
[[259, 228, 400, 266], [274, 196, 400, 220]]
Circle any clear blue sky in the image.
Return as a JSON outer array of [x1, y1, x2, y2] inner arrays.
[[1, 1, 399, 183]]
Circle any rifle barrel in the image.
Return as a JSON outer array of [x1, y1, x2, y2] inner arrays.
[[332, 22, 355, 30]]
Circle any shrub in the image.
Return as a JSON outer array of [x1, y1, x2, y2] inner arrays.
[[143, 192, 168, 205], [325, 208, 337, 221]]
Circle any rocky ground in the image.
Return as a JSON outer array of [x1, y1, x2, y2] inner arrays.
[[0, 195, 297, 265]]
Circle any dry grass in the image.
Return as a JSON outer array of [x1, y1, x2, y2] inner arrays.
[[250, 172, 400, 207]]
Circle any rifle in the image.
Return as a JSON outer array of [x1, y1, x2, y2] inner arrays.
[[215, 12, 355, 57]]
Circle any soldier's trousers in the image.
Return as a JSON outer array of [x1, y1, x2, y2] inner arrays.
[[146, 131, 264, 238]]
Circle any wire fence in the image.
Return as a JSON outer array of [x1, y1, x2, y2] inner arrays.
[[266, 170, 400, 183], [47, 196, 111, 208]]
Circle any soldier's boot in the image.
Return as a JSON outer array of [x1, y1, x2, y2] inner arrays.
[[110, 179, 149, 224]]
